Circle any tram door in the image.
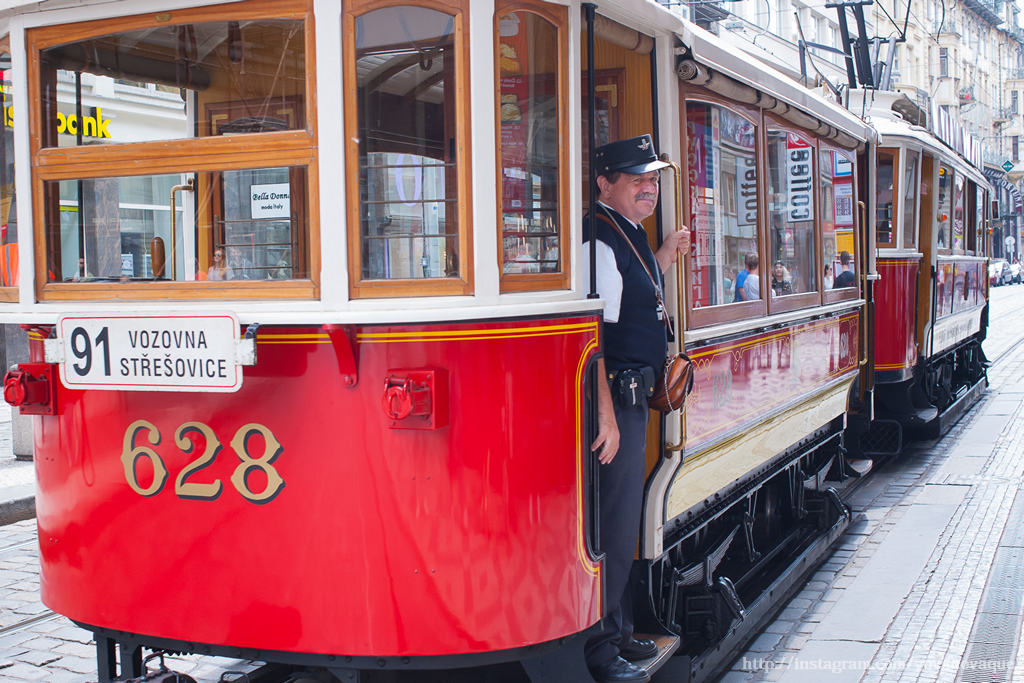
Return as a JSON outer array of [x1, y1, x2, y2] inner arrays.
[[581, 18, 663, 471]]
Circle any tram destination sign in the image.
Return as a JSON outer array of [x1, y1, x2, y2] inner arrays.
[[51, 314, 249, 392]]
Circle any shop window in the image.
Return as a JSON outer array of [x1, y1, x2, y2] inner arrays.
[[496, 3, 568, 291], [876, 149, 896, 246], [345, 0, 472, 298], [684, 100, 760, 321], [27, 0, 317, 301], [821, 147, 857, 296], [936, 165, 952, 251], [44, 166, 307, 283], [766, 126, 818, 306], [901, 151, 919, 249], [37, 18, 306, 147], [0, 44, 15, 298]]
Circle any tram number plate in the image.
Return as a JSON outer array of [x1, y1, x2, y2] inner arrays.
[[55, 314, 244, 392]]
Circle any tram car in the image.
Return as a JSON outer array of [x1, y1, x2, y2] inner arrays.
[[845, 90, 991, 456], [0, 0, 956, 681]]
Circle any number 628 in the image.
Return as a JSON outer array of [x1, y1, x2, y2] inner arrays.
[[121, 420, 284, 504]]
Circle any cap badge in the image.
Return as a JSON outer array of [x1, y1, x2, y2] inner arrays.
[[637, 137, 651, 151]]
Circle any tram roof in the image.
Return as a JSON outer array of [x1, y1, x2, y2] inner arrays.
[[600, 0, 875, 145]]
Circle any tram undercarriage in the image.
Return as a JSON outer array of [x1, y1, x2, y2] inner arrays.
[[632, 419, 852, 682], [858, 335, 988, 455]]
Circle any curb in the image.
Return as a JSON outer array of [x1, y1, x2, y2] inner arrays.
[[0, 496, 34, 526]]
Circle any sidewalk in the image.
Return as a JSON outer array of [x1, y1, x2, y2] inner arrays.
[[0, 407, 34, 525], [724, 338, 1024, 681]]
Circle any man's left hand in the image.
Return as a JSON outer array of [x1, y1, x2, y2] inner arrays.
[[656, 227, 691, 273]]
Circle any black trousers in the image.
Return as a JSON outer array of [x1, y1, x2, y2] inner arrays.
[[584, 394, 649, 668]]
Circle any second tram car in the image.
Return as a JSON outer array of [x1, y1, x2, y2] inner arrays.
[[847, 90, 991, 455], [0, 0, 991, 681]]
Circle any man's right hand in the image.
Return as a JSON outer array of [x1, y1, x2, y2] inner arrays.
[[592, 358, 620, 464]]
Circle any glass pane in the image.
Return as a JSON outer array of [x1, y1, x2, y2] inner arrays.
[[0, 54, 15, 286], [952, 174, 965, 252], [821, 149, 855, 290], [44, 166, 307, 282], [499, 11, 560, 275], [901, 153, 919, 249], [876, 150, 895, 246], [39, 19, 306, 147], [686, 102, 759, 307], [975, 186, 985, 254], [767, 129, 817, 296], [937, 165, 952, 249], [355, 7, 459, 280]]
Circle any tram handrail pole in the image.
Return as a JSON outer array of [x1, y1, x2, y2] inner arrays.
[[584, 2, 597, 300]]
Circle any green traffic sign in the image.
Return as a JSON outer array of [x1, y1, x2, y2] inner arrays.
[[1004, 161, 1015, 172]]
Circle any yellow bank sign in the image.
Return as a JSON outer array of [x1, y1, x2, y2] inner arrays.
[[3, 106, 112, 139]]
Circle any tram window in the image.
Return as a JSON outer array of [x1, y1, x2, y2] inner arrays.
[[347, 2, 471, 296], [952, 174, 965, 253], [766, 128, 817, 300], [901, 152, 920, 250], [0, 44, 15, 298], [936, 165, 952, 251], [42, 166, 308, 283], [28, 3, 318, 300], [684, 101, 759, 311], [973, 186, 986, 255], [876, 150, 896, 246], [821, 148, 855, 293], [496, 5, 568, 290], [36, 18, 306, 148]]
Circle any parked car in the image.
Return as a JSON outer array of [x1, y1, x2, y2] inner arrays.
[[989, 259, 1012, 286], [1010, 262, 1023, 284]]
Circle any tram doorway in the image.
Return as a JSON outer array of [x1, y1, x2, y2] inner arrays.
[[581, 19, 666, 477]]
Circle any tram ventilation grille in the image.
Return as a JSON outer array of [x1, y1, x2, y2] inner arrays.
[[859, 419, 902, 456]]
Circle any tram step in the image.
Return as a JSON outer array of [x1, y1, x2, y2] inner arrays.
[[859, 419, 903, 456], [632, 634, 680, 679], [843, 457, 873, 478]]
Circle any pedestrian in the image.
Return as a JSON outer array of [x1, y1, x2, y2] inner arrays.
[[833, 250, 855, 288], [208, 248, 233, 281], [771, 260, 793, 296], [735, 252, 757, 302], [582, 134, 690, 683]]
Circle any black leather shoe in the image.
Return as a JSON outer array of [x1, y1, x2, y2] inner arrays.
[[590, 656, 651, 682], [619, 637, 659, 661]]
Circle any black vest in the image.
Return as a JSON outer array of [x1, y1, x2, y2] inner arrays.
[[584, 206, 668, 373]]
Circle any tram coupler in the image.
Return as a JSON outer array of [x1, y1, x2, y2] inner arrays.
[[3, 362, 57, 415], [382, 368, 448, 429]]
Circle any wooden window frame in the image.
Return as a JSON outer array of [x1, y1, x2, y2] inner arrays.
[[875, 147, 899, 248], [343, 0, 473, 299], [821, 143, 859, 306], [935, 162, 954, 256], [494, 0, 569, 293], [950, 172, 966, 255], [26, 0, 319, 302], [0, 34, 15, 303], [899, 148, 921, 251], [680, 92, 766, 329], [762, 116, 821, 315], [965, 180, 978, 256]]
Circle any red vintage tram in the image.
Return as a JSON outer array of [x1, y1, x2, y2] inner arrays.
[[0, 0, 985, 681], [847, 90, 991, 455]]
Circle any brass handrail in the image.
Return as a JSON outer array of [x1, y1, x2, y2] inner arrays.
[[660, 153, 688, 453], [169, 178, 194, 280]]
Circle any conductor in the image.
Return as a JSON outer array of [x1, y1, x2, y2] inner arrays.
[[583, 134, 690, 683]]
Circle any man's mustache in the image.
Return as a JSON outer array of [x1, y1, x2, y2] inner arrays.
[[636, 192, 657, 201]]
